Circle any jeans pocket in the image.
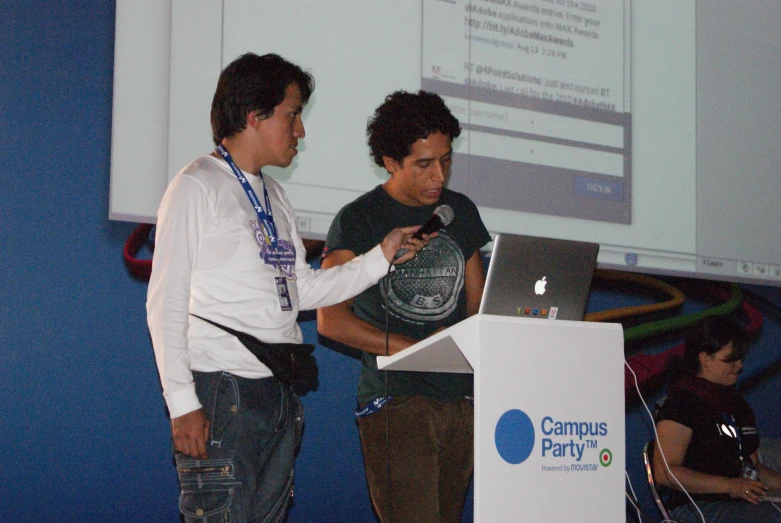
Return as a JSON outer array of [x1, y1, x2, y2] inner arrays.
[[177, 457, 245, 523], [210, 374, 240, 443]]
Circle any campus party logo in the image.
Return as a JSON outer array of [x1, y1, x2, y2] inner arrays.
[[494, 409, 612, 468], [494, 410, 535, 464]]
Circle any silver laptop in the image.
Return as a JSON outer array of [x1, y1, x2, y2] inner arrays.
[[479, 233, 599, 321]]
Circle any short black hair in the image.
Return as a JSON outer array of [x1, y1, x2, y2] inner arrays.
[[210, 53, 314, 145], [366, 90, 461, 167], [680, 315, 749, 375]]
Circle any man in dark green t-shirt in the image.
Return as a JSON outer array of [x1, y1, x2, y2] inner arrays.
[[318, 91, 491, 523]]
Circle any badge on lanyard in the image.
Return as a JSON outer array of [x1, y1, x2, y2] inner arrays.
[[275, 276, 293, 311], [216, 144, 295, 310], [216, 144, 279, 248]]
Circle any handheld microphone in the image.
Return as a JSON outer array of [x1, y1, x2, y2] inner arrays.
[[392, 204, 454, 261]]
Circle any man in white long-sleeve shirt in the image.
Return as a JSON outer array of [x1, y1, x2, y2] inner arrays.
[[146, 53, 427, 523]]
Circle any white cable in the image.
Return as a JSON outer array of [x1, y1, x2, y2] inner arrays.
[[625, 470, 643, 522], [625, 359, 706, 523], [625, 490, 644, 522]]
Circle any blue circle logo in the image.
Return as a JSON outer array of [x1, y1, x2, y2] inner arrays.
[[494, 409, 535, 464]]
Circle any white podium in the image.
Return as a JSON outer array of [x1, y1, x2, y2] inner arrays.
[[377, 314, 625, 522]]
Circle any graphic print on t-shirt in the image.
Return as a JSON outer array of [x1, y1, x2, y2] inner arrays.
[[250, 219, 296, 279], [381, 233, 464, 322]]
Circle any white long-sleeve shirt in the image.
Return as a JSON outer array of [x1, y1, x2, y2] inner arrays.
[[147, 155, 390, 418]]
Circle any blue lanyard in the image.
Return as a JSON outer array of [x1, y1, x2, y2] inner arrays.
[[216, 144, 279, 248], [723, 413, 747, 464]]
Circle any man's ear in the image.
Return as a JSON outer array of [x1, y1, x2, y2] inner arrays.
[[247, 110, 265, 130], [382, 156, 400, 175]]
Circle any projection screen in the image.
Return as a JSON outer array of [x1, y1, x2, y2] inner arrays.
[[110, 0, 781, 286]]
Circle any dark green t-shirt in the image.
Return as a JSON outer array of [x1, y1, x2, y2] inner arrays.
[[324, 185, 491, 403]]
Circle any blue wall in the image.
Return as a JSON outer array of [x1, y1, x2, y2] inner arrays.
[[0, 3, 178, 521], [1, 2, 779, 521]]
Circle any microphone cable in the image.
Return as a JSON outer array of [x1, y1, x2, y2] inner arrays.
[[382, 262, 394, 523]]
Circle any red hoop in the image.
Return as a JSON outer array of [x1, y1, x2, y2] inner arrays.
[[123, 223, 154, 280]]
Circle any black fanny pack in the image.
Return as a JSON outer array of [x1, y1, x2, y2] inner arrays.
[[192, 315, 318, 389]]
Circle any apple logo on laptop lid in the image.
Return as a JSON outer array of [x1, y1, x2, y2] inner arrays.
[[534, 276, 547, 295]]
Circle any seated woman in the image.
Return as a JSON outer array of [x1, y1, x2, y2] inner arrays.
[[653, 315, 781, 523]]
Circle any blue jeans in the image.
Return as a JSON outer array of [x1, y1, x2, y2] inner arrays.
[[175, 371, 303, 523], [671, 499, 781, 523]]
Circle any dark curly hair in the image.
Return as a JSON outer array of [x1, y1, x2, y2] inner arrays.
[[210, 53, 314, 145], [367, 90, 461, 167]]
